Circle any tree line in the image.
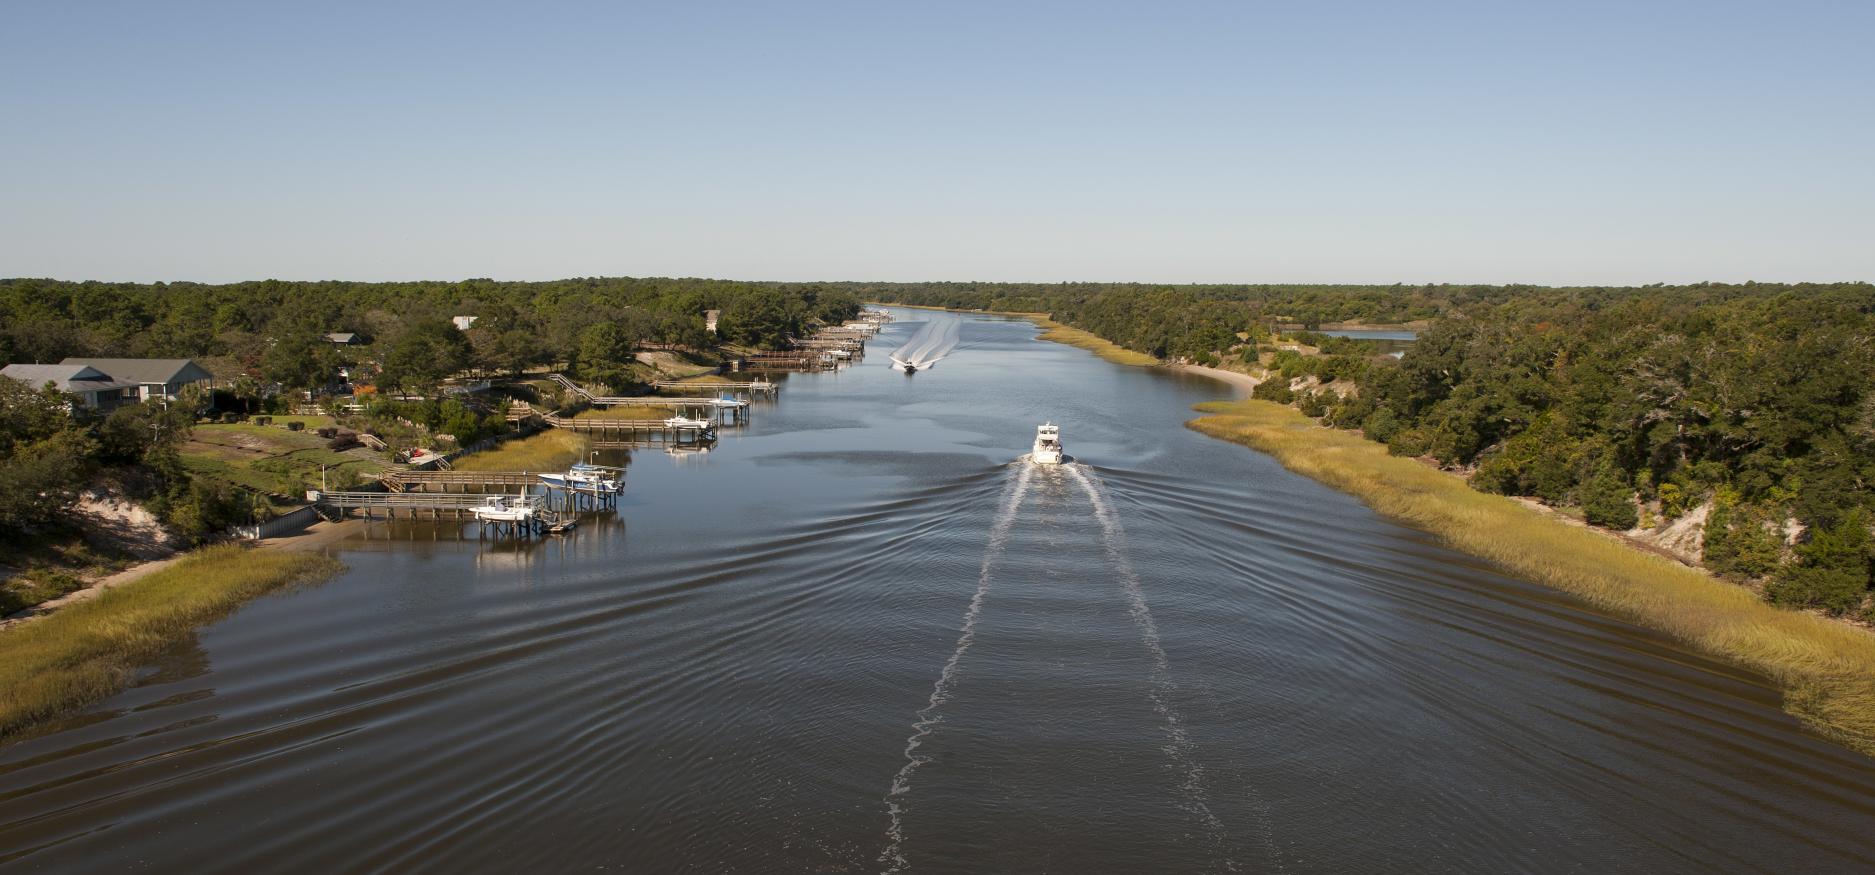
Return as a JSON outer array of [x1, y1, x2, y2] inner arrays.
[[0, 277, 863, 396]]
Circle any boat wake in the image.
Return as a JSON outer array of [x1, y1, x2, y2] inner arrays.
[[1066, 463, 1276, 873], [880, 461, 1033, 873], [889, 319, 962, 371]]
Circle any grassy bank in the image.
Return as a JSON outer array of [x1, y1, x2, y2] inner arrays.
[[0, 545, 341, 740], [451, 430, 589, 472], [1188, 398, 1875, 754], [1027, 317, 1162, 367]]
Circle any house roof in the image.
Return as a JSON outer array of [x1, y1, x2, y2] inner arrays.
[[59, 358, 213, 386], [325, 332, 358, 343], [3, 363, 139, 393]]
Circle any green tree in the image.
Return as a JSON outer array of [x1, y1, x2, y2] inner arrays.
[[1703, 487, 1784, 578], [262, 331, 337, 391], [1580, 466, 1639, 529], [0, 430, 93, 529], [378, 317, 471, 394], [1767, 510, 1873, 614]]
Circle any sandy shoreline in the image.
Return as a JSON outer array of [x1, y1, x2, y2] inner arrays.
[[1168, 363, 1263, 394]]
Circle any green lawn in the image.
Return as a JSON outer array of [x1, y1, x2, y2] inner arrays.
[[181, 421, 390, 500]]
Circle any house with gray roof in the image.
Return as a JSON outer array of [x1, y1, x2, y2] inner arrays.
[[2, 363, 139, 409], [58, 358, 212, 402]]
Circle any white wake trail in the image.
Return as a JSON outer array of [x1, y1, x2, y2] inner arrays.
[[889, 319, 962, 370], [1066, 463, 1278, 874], [880, 462, 1034, 873]]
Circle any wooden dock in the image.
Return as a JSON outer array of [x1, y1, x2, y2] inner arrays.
[[542, 413, 717, 441], [382, 471, 539, 492], [310, 490, 521, 517], [649, 379, 778, 398]]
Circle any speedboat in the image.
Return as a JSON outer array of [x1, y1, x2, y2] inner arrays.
[[665, 414, 714, 430], [1031, 422, 1064, 464], [892, 357, 917, 374]]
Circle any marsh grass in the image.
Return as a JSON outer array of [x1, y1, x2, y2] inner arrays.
[[0, 545, 341, 740], [1189, 399, 1875, 754], [451, 430, 590, 472], [1026, 317, 1162, 367]]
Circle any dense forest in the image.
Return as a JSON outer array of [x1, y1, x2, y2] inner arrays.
[[867, 280, 1875, 618], [0, 277, 862, 393]]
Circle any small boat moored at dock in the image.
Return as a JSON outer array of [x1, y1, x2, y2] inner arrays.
[[665, 414, 715, 430], [470, 495, 538, 523], [538, 463, 623, 494]]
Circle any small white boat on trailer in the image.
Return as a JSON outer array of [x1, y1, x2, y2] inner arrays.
[[1031, 422, 1064, 464]]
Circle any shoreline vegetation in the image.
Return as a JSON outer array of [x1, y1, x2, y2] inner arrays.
[[0, 544, 341, 741], [946, 300, 1875, 754], [1186, 399, 1875, 755]]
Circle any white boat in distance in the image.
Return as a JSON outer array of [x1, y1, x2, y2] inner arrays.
[[1031, 422, 1064, 464]]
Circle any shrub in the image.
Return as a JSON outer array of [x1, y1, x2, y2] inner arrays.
[[157, 479, 251, 542], [1581, 467, 1639, 530], [1704, 488, 1785, 579], [1251, 379, 1293, 404], [1658, 482, 1687, 519], [1296, 390, 1328, 418], [1767, 510, 1873, 615]]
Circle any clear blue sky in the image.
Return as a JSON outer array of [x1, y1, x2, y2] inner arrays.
[[3, 0, 1870, 285]]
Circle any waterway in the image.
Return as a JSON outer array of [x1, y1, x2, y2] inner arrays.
[[3, 309, 1873, 873]]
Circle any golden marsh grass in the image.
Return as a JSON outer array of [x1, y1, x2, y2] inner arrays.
[[1026, 317, 1161, 367], [451, 430, 590, 472], [0, 545, 341, 740], [1188, 398, 1875, 754]]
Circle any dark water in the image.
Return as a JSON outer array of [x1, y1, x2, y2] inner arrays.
[[4, 309, 1874, 873]]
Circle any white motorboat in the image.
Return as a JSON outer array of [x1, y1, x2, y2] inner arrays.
[[539, 463, 621, 493], [665, 414, 714, 430], [471, 495, 536, 523], [1031, 422, 1064, 464]]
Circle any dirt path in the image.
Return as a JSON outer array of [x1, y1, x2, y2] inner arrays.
[[0, 555, 188, 629], [0, 518, 363, 631]]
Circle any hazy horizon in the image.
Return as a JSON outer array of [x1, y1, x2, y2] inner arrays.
[[4, 1, 1871, 286]]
